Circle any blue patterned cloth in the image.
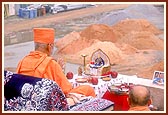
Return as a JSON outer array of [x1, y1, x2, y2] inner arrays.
[[4, 70, 69, 111], [4, 70, 114, 111], [69, 98, 114, 111]]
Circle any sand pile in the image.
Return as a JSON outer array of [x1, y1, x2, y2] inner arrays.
[[56, 24, 117, 54], [56, 36, 97, 54], [55, 31, 81, 49], [76, 41, 125, 64], [137, 60, 164, 79], [56, 41, 138, 65], [80, 24, 117, 42], [111, 19, 162, 36], [149, 60, 164, 72], [118, 31, 164, 50], [114, 43, 138, 55], [56, 19, 163, 55], [111, 19, 164, 50], [54, 18, 164, 78], [112, 19, 164, 50]]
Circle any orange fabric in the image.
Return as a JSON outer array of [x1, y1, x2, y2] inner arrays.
[[33, 28, 55, 44], [128, 106, 151, 111], [16, 51, 96, 97], [70, 85, 96, 97]]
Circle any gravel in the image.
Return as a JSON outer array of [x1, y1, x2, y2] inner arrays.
[[98, 4, 164, 30]]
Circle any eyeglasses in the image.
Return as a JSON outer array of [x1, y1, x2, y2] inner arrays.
[[48, 43, 54, 48]]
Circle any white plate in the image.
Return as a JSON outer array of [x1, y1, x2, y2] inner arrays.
[[102, 77, 111, 81], [109, 86, 119, 91], [75, 78, 88, 83], [114, 83, 122, 86], [119, 88, 129, 92]]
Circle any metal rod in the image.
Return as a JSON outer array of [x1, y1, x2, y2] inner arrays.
[[81, 54, 88, 72]]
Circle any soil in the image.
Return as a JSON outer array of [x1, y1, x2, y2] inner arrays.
[[55, 19, 164, 79]]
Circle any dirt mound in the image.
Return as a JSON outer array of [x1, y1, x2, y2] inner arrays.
[[55, 19, 164, 79], [149, 60, 164, 72], [56, 24, 117, 54], [59, 41, 138, 65], [56, 37, 97, 54], [55, 31, 81, 49], [76, 41, 125, 64], [112, 19, 162, 37], [118, 31, 164, 50], [80, 24, 117, 42], [112, 19, 164, 50], [56, 41, 139, 66], [56, 19, 163, 55], [137, 60, 164, 79], [115, 43, 138, 55]]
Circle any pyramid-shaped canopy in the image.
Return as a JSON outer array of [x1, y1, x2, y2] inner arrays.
[[91, 49, 110, 67]]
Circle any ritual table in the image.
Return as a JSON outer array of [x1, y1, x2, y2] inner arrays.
[[68, 74, 137, 98]]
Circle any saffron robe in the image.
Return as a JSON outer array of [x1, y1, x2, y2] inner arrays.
[[16, 51, 96, 97], [128, 106, 151, 111]]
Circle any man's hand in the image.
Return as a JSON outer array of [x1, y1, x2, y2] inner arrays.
[[57, 57, 66, 71]]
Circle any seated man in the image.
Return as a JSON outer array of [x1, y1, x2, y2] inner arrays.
[[16, 28, 96, 98], [128, 85, 152, 111]]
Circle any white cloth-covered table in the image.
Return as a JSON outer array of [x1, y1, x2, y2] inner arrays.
[[68, 74, 139, 98], [68, 73, 164, 98]]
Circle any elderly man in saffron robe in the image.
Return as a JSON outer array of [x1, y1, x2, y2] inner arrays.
[[16, 28, 96, 97], [128, 85, 152, 111]]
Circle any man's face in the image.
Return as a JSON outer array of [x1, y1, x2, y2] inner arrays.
[[49, 43, 55, 56], [159, 73, 164, 79], [155, 72, 159, 77]]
